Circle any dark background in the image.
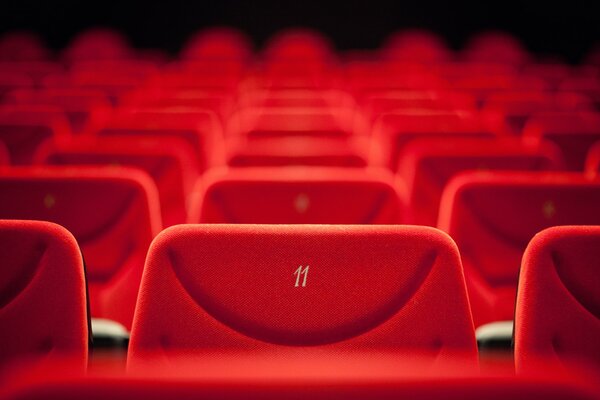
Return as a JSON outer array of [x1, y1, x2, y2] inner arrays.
[[2, 0, 600, 63]]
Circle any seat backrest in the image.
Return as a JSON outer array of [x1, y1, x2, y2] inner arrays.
[[0, 105, 71, 164], [372, 110, 503, 169], [585, 141, 600, 177], [398, 138, 564, 225], [515, 226, 600, 372], [0, 167, 161, 329], [96, 109, 223, 171], [35, 136, 196, 226], [523, 111, 600, 171], [129, 224, 476, 362], [0, 140, 8, 165], [0, 220, 88, 370], [438, 171, 600, 328], [5, 354, 600, 400], [191, 167, 405, 224], [226, 136, 368, 168]]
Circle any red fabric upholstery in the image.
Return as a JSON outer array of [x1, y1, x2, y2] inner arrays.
[[585, 141, 600, 176], [228, 107, 353, 139], [359, 90, 477, 122], [398, 138, 564, 225], [263, 29, 334, 62], [482, 91, 592, 133], [5, 352, 600, 399], [0, 71, 33, 98], [523, 111, 600, 171], [0, 220, 88, 370], [515, 226, 600, 372], [122, 88, 236, 123], [0, 140, 9, 165], [462, 31, 530, 65], [4, 88, 112, 134], [226, 136, 368, 167], [381, 30, 451, 62], [181, 27, 253, 62], [191, 167, 405, 224], [35, 136, 197, 226], [0, 105, 71, 164], [129, 225, 476, 363], [0, 167, 162, 329], [95, 109, 224, 171], [372, 110, 504, 169], [62, 29, 133, 62], [438, 171, 600, 328], [0, 32, 49, 62]]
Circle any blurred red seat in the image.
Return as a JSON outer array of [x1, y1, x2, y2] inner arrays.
[[483, 91, 592, 133], [372, 109, 506, 169], [381, 29, 452, 62], [0, 32, 49, 61], [95, 108, 224, 171], [35, 136, 197, 226], [228, 107, 354, 139], [226, 136, 368, 168], [0, 105, 71, 164], [4, 88, 112, 134], [0, 220, 88, 370], [398, 138, 564, 225], [462, 31, 530, 65], [0, 167, 162, 330], [61, 28, 133, 62], [515, 226, 600, 373], [180, 27, 253, 62], [438, 171, 600, 330], [523, 111, 600, 170], [585, 141, 600, 176]]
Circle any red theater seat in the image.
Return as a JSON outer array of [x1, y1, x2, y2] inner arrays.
[[62, 28, 133, 62], [123, 88, 236, 122], [438, 171, 600, 331], [0, 140, 9, 164], [398, 138, 564, 226], [0, 105, 71, 164], [237, 89, 353, 110], [0, 32, 49, 61], [523, 111, 600, 171], [95, 108, 224, 171], [228, 107, 353, 139], [482, 91, 592, 133], [586, 141, 600, 176], [226, 136, 368, 167], [0, 220, 88, 370], [0, 71, 33, 99], [263, 28, 334, 62], [190, 167, 404, 224], [0, 167, 162, 330], [559, 74, 600, 107], [4, 88, 113, 134], [515, 226, 600, 373], [381, 29, 451, 62], [359, 90, 477, 122], [34, 136, 196, 226], [42, 62, 159, 104], [372, 110, 505, 169], [5, 353, 600, 399], [462, 31, 530, 65], [129, 224, 476, 362], [181, 27, 253, 62]]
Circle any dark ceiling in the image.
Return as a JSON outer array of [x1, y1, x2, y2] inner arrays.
[[2, 0, 599, 62]]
